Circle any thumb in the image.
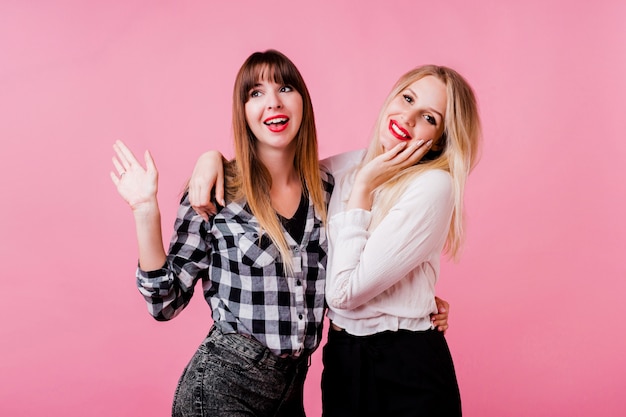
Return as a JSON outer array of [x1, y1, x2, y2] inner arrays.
[[145, 150, 158, 174]]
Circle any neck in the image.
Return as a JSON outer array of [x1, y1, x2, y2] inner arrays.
[[256, 146, 303, 218], [257, 146, 299, 189]]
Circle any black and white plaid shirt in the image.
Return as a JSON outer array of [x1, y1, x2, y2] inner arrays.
[[137, 170, 334, 357]]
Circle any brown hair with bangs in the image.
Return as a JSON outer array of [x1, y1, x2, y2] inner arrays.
[[224, 49, 325, 275]]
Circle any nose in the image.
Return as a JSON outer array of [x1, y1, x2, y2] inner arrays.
[[267, 90, 283, 110], [402, 109, 417, 127]]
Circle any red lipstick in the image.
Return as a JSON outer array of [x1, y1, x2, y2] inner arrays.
[[264, 114, 290, 133], [389, 120, 412, 141]]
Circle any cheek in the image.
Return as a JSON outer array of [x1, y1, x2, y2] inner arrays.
[[414, 122, 441, 140], [244, 103, 253, 123]]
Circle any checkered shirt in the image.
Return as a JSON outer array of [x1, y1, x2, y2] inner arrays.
[[137, 169, 334, 357]]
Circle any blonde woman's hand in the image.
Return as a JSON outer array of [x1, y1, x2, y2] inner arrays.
[[347, 139, 432, 210], [431, 296, 450, 334], [188, 151, 225, 221], [110, 140, 159, 213]]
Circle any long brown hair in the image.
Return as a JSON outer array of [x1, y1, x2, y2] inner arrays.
[[226, 49, 325, 274]]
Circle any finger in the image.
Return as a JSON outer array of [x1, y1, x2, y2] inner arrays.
[[434, 296, 449, 313], [189, 182, 207, 209], [382, 142, 408, 161], [114, 140, 140, 169], [431, 314, 449, 326], [110, 171, 120, 186], [215, 167, 225, 207], [197, 207, 210, 222], [405, 140, 433, 165], [188, 182, 198, 207], [431, 310, 448, 319], [206, 202, 217, 215], [113, 142, 132, 171], [112, 157, 125, 176], [144, 150, 157, 175], [431, 319, 448, 329]]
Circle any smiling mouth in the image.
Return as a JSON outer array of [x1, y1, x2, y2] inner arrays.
[[263, 116, 290, 132], [389, 120, 411, 140], [264, 116, 289, 126]]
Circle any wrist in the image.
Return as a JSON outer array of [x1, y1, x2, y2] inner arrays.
[[346, 182, 374, 211], [131, 197, 160, 218]]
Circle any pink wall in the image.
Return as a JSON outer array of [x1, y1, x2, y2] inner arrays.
[[1, 1, 625, 416]]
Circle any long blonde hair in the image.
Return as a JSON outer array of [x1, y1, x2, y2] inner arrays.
[[363, 65, 482, 259], [225, 50, 326, 274]]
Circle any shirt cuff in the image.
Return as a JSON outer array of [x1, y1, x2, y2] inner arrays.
[[136, 261, 169, 280]]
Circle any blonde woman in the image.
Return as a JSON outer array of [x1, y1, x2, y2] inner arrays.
[[320, 65, 481, 417], [111, 50, 334, 417]]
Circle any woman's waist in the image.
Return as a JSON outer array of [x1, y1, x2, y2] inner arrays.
[[327, 311, 434, 337]]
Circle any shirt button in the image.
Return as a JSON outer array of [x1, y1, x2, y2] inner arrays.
[[298, 314, 303, 320], [297, 280, 301, 286]]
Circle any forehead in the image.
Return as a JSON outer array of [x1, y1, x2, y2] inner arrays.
[[404, 76, 448, 116], [250, 63, 286, 85]]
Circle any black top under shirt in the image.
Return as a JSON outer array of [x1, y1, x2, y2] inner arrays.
[[277, 193, 309, 244]]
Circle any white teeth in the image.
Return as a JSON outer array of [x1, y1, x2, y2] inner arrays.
[[391, 122, 408, 138], [264, 117, 288, 125]]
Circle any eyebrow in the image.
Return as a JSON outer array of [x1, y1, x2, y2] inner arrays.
[[407, 88, 444, 121]]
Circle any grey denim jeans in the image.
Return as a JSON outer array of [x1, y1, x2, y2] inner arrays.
[[172, 325, 310, 417]]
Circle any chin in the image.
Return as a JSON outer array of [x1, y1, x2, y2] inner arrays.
[[380, 138, 394, 152]]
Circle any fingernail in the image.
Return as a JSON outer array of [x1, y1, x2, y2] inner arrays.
[[427, 140, 433, 147]]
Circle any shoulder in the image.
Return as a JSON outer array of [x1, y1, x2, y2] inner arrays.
[[319, 166, 335, 197], [411, 168, 452, 188], [401, 169, 454, 206], [320, 149, 366, 175]]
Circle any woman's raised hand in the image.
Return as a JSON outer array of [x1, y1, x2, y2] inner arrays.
[[347, 139, 432, 211], [188, 151, 225, 221], [110, 140, 159, 212]]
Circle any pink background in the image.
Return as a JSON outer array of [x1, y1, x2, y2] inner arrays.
[[1, 1, 625, 416]]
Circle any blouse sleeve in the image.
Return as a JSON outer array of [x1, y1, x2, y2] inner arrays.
[[136, 193, 212, 321], [326, 170, 454, 310]]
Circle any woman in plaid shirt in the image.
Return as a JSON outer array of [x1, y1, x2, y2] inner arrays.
[[111, 50, 335, 417]]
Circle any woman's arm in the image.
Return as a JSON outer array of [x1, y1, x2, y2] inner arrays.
[[136, 194, 212, 320], [326, 169, 453, 310], [187, 148, 362, 218], [111, 140, 166, 270], [188, 151, 226, 221], [111, 140, 210, 320]]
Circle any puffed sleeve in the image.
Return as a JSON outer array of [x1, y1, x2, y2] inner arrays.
[[326, 169, 454, 310]]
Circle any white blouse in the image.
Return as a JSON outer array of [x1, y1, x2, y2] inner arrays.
[[321, 149, 454, 336]]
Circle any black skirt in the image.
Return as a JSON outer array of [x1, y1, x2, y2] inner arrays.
[[321, 326, 462, 417]]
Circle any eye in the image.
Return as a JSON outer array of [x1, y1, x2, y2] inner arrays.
[[402, 94, 414, 104], [279, 85, 293, 93], [424, 115, 437, 126], [249, 89, 262, 98]]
